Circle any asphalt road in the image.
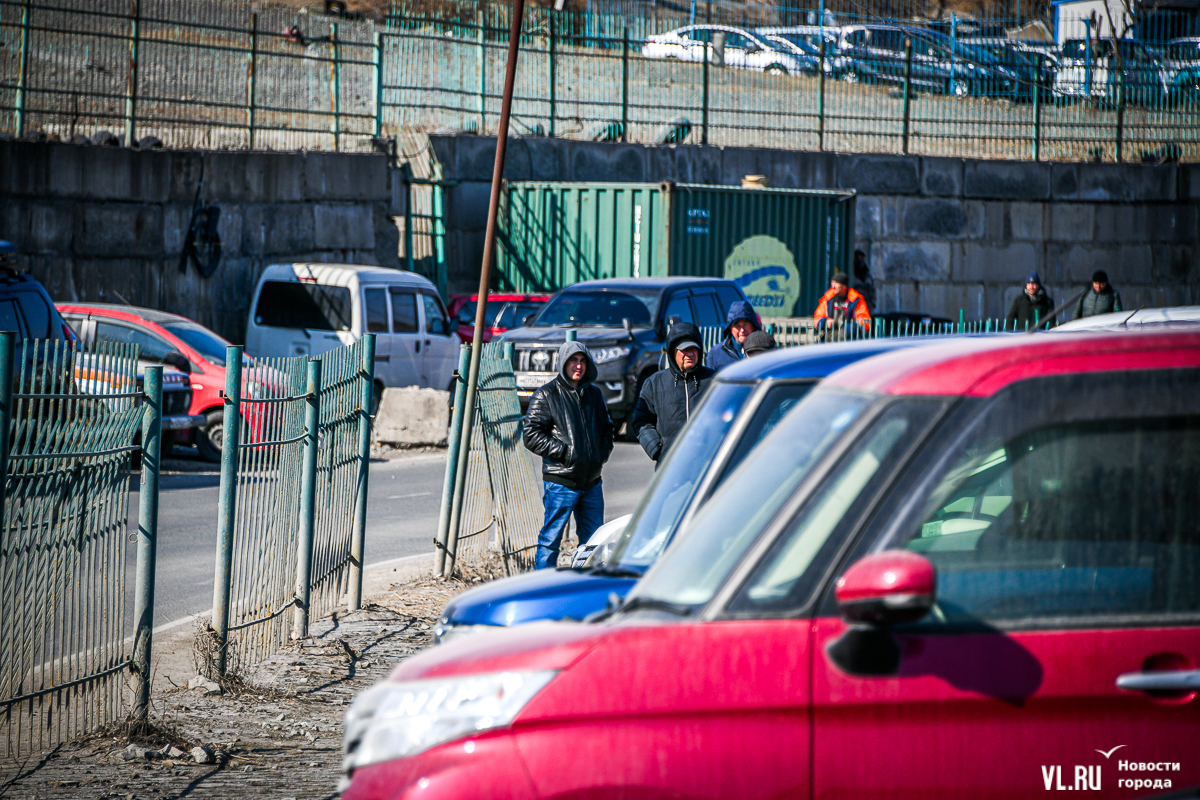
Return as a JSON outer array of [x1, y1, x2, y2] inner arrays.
[[135, 442, 656, 628]]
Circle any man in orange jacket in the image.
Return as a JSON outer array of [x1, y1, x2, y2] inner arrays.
[[814, 271, 872, 332]]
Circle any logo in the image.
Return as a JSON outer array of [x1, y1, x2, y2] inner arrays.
[[530, 350, 550, 371], [723, 235, 800, 318], [1095, 746, 1126, 759]]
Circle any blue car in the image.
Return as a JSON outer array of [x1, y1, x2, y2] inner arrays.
[[433, 337, 940, 644]]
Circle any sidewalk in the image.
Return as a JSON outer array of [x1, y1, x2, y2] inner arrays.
[[0, 554, 494, 800]]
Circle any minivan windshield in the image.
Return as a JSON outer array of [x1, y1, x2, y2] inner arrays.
[[535, 289, 659, 328], [254, 281, 352, 332], [626, 388, 872, 611]]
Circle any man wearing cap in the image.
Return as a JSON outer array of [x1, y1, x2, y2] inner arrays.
[[1006, 271, 1056, 329], [742, 330, 777, 356], [523, 341, 614, 569], [814, 271, 872, 332], [631, 322, 716, 466], [706, 300, 762, 372], [1074, 270, 1123, 319]]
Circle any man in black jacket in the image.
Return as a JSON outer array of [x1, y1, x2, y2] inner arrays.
[[523, 340, 615, 569], [1006, 271, 1056, 329], [1075, 269, 1123, 319], [632, 323, 716, 466]]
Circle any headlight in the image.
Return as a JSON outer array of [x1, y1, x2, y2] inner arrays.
[[342, 671, 557, 775], [432, 622, 496, 645], [591, 346, 631, 365]]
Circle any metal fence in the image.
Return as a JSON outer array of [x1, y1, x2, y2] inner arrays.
[[209, 338, 374, 675], [2, 0, 1196, 161], [0, 336, 163, 759], [438, 342, 541, 577]]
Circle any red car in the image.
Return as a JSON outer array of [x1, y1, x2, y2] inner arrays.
[[58, 303, 240, 461], [342, 329, 1200, 799], [447, 294, 549, 344]]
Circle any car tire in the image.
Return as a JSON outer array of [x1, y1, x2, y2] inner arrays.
[[765, 64, 789, 76], [197, 409, 224, 463]]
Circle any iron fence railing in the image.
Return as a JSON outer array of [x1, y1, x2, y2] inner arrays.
[[209, 338, 374, 675], [0, 336, 163, 759], [2, 0, 1196, 161]]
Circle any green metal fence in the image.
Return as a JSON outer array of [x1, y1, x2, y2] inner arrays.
[[0, 336, 162, 758], [209, 338, 374, 675], [2, 0, 1196, 161]]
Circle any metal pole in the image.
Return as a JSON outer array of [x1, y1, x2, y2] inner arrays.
[[901, 37, 913, 155], [293, 358, 322, 639], [330, 23, 341, 151], [373, 32, 383, 139], [210, 345, 243, 676], [547, 11, 556, 137], [447, 0, 527, 576], [478, 10, 487, 133], [126, 0, 140, 147], [347, 335, 375, 612], [620, 27, 630, 142], [817, 34, 826, 150], [701, 43, 710, 145], [435, 344, 470, 576], [0, 332, 15, 525], [14, 0, 31, 139], [247, 13, 258, 149], [1114, 70, 1124, 163], [403, 164, 415, 274], [1083, 19, 1092, 98], [132, 366, 162, 721], [1032, 59, 1041, 161], [566, 329, 577, 341]]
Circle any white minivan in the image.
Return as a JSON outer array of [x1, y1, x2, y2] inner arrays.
[[245, 263, 457, 395]]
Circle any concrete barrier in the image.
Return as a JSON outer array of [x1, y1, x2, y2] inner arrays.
[[374, 387, 450, 447]]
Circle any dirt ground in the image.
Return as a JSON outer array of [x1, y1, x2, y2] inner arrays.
[[0, 570, 494, 800]]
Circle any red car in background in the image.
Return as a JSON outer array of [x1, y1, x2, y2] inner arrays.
[[447, 294, 549, 344], [342, 329, 1200, 800], [58, 303, 242, 462]]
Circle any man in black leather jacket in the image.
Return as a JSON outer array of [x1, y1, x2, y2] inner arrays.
[[523, 340, 615, 569], [631, 322, 716, 466]]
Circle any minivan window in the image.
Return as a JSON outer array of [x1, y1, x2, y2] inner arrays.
[[255, 281, 352, 332], [900, 416, 1200, 625], [364, 288, 389, 334], [536, 289, 658, 328], [390, 288, 418, 333], [96, 321, 175, 362], [422, 293, 450, 335], [0, 299, 27, 338], [14, 289, 52, 339], [627, 388, 871, 610], [161, 320, 233, 367]]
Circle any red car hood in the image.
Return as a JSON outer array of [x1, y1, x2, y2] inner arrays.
[[388, 620, 611, 681]]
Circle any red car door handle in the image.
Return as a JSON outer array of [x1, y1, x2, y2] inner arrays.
[[1116, 669, 1200, 692]]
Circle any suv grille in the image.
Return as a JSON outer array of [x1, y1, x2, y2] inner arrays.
[[516, 347, 559, 374]]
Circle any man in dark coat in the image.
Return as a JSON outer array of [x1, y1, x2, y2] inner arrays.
[[1075, 270, 1123, 319], [706, 300, 762, 372], [632, 323, 716, 466], [1006, 271, 1056, 329], [522, 340, 615, 569]]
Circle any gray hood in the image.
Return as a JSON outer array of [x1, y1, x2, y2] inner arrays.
[[557, 340, 598, 387]]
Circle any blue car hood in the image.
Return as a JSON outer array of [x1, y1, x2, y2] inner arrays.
[[443, 568, 636, 627]]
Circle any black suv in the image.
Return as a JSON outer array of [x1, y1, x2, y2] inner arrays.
[[499, 277, 750, 428]]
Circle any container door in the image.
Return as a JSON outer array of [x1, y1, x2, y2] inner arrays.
[[386, 287, 422, 388], [419, 292, 457, 391], [362, 287, 392, 385]]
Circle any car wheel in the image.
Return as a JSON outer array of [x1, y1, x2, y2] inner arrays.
[[197, 409, 224, 463], [765, 64, 788, 76]]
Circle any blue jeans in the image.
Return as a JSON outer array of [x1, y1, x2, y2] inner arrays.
[[535, 480, 604, 570]]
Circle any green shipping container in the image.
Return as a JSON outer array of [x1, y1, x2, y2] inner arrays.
[[497, 181, 856, 319]]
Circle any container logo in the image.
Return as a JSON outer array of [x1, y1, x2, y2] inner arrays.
[[724, 236, 800, 317]]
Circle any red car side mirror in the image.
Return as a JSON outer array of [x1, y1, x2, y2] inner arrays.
[[835, 550, 935, 627]]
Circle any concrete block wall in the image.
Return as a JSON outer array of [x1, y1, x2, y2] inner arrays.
[[429, 135, 1199, 320], [0, 142, 402, 342]]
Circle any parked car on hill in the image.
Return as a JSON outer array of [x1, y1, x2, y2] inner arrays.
[[1055, 38, 1170, 106], [756, 26, 853, 77], [447, 294, 548, 344], [343, 328, 1200, 799], [642, 24, 807, 74], [1165, 37, 1200, 104], [58, 303, 244, 461], [433, 337, 940, 645]]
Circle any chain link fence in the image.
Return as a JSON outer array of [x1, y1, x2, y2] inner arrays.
[[2, 0, 1196, 160]]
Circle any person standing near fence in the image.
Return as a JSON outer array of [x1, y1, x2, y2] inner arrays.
[[632, 323, 715, 467], [814, 272, 872, 333], [1074, 270, 1123, 319], [706, 300, 763, 372], [523, 341, 614, 570], [1006, 271, 1056, 329]]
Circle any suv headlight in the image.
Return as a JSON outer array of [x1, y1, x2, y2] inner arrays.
[[342, 671, 557, 776], [591, 346, 631, 365]]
